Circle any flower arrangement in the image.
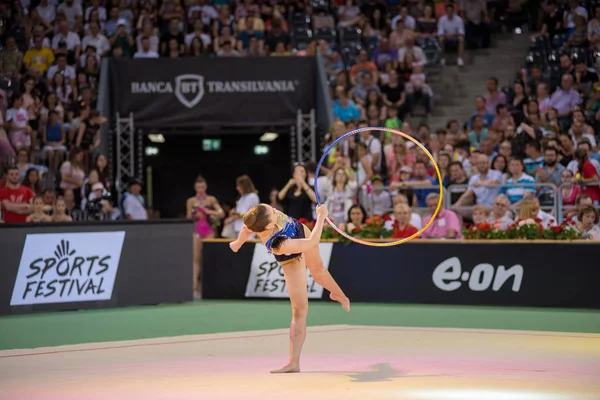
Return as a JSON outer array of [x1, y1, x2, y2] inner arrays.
[[463, 217, 583, 240], [301, 215, 394, 242]]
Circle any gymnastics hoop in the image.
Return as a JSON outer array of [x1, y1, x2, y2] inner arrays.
[[314, 127, 443, 247]]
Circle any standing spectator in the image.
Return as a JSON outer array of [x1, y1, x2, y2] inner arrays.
[[468, 96, 495, 128], [53, 197, 73, 222], [437, 3, 465, 67], [536, 146, 565, 204], [26, 196, 52, 222], [0, 36, 23, 79], [455, 153, 503, 207], [460, 0, 490, 49], [0, 165, 34, 223], [574, 148, 600, 203], [123, 179, 148, 220], [549, 74, 582, 126], [278, 164, 317, 221], [109, 20, 135, 57], [324, 167, 358, 223], [232, 175, 260, 236], [59, 148, 86, 207], [422, 193, 463, 239]]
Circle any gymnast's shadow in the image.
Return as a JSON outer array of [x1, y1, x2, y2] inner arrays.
[[305, 362, 441, 383]]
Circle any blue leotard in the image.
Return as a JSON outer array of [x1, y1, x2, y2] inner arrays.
[[265, 210, 306, 262]]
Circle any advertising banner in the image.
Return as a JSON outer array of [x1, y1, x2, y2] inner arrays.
[[244, 243, 333, 299], [202, 241, 600, 309], [10, 232, 125, 306], [0, 221, 193, 315], [111, 57, 316, 127]]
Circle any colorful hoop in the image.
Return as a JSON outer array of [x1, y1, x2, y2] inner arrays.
[[314, 127, 443, 247]]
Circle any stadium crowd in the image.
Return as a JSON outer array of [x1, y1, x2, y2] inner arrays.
[[0, 0, 599, 241]]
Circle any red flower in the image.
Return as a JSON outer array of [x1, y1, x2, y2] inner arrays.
[[551, 226, 563, 233], [353, 227, 361, 233], [383, 214, 392, 221], [298, 218, 309, 225], [468, 225, 474, 232], [566, 215, 573, 221], [475, 222, 492, 231], [534, 218, 542, 223], [365, 218, 373, 225], [373, 215, 382, 221]]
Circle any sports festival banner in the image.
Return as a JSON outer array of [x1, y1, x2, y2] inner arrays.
[[0, 221, 193, 315], [245, 243, 333, 299], [111, 57, 316, 127], [10, 232, 125, 306]]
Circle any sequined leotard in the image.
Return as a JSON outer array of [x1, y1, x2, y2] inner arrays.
[[265, 209, 306, 262]]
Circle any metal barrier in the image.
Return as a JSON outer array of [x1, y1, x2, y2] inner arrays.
[[357, 184, 452, 217], [556, 181, 600, 223]]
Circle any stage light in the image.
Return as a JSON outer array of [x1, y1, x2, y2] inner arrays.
[[254, 145, 269, 155], [145, 146, 159, 156], [260, 132, 278, 142], [148, 134, 165, 143]]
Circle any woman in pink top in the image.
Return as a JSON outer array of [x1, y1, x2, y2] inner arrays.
[[421, 193, 463, 239], [561, 170, 581, 207]]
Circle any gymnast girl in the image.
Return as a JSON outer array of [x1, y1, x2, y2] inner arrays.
[[229, 203, 350, 373]]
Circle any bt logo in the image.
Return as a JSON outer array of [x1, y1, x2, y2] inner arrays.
[[432, 257, 523, 292]]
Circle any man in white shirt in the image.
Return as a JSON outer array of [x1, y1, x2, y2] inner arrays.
[[185, 19, 212, 49], [57, 0, 83, 31], [391, 6, 416, 30], [437, 3, 465, 67], [136, 21, 160, 54], [46, 53, 76, 87], [134, 37, 160, 58], [123, 179, 148, 220], [82, 21, 110, 57], [188, 0, 218, 26], [85, 0, 107, 22], [396, 35, 427, 66], [36, 0, 56, 25], [52, 19, 82, 63]]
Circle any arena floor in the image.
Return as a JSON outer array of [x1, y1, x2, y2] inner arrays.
[[1, 301, 599, 400]]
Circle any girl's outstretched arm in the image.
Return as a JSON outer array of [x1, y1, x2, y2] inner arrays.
[[230, 225, 253, 252], [273, 206, 328, 255]]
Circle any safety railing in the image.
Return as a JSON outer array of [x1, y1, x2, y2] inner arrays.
[[556, 181, 600, 223], [357, 184, 452, 217]]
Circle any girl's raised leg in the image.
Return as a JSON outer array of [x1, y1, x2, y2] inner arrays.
[[303, 226, 350, 312], [271, 259, 309, 373]]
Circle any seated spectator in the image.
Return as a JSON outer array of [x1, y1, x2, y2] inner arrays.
[[369, 175, 392, 216], [468, 96, 495, 128], [422, 193, 463, 239], [134, 37, 160, 58], [455, 153, 503, 207], [270, 41, 291, 56], [573, 148, 600, 204], [405, 160, 437, 207], [536, 146, 565, 204], [345, 204, 367, 232], [549, 74, 582, 126], [461, 0, 490, 50], [337, 0, 361, 28], [123, 179, 148, 220], [24, 35, 55, 77], [392, 6, 416, 30], [6, 93, 33, 156], [488, 194, 513, 229], [502, 158, 535, 204], [381, 70, 406, 115], [483, 77, 507, 115], [264, 18, 289, 53], [565, 13, 587, 49], [416, 4, 437, 38], [561, 169, 582, 208], [480, 138, 498, 162], [397, 35, 427, 68], [447, 161, 469, 204], [185, 19, 211, 51], [389, 19, 410, 50], [324, 167, 358, 224], [109, 20, 135, 57], [385, 193, 422, 229], [391, 203, 419, 238], [521, 193, 556, 228], [352, 71, 381, 107], [22, 168, 43, 196], [371, 38, 398, 71], [0, 36, 23, 79], [569, 120, 597, 148], [535, 82, 551, 117], [471, 204, 490, 227], [576, 205, 600, 239], [53, 196, 73, 222], [333, 86, 360, 123], [405, 62, 432, 116], [318, 41, 344, 78], [350, 49, 379, 86], [82, 21, 110, 57], [437, 3, 465, 67], [468, 115, 489, 149], [52, 19, 82, 65], [42, 110, 67, 173], [492, 104, 515, 131], [523, 141, 545, 174]]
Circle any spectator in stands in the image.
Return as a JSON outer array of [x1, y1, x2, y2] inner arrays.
[[405, 61, 432, 117], [536, 146, 565, 203], [437, 3, 465, 67], [24, 35, 55, 77], [345, 204, 367, 233], [134, 36, 160, 58], [469, 96, 495, 128], [42, 110, 67, 173], [422, 192, 462, 239], [416, 4, 437, 37], [471, 204, 490, 227], [447, 161, 469, 204], [521, 192, 556, 227], [389, 17, 410, 50], [523, 141, 544, 174], [391, 203, 418, 239], [6, 93, 32, 156], [561, 169, 581, 208], [455, 153, 503, 207], [397, 34, 427, 68], [381, 69, 406, 116], [573, 148, 600, 204], [550, 74, 582, 126], [0, 36, 23, 79], [0, 165, 35, 223], [337, 0, 361, 28], [369, 175, 392, 216], [359, 124, 383, 175], [483, 77, 507, 115], [278, 164, 316, 221], [576, 205, 600, 239], [22, 168, 43, 196], [123, 179, 148, 220], [468, 115, 488, 149], [407, 160, 437, 207], [350, 49, 379, 85], [26, 195, 52, 223], [82, 21, 110, 57], [52, 19, 82, 65], [324, 166, 358, 224], [52, 197, 73, 222], [371, 38, 398, 71], [565, 13, 588, 49], [60, 148, 86, 207], [333, 86, 360, 122], [489, 194, 513, 229], [461, 0, 490, 50], [264, 17, 289, 53], [502, 158, 535, 204], [569, 120, 597, 148], [392, 5, 416, 30], [492, 104, 515, 131]]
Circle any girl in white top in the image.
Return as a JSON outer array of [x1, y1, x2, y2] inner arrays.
[[325, 166, 358, 223], [232, 175, 260, 235], [356, 142, 373, 187]]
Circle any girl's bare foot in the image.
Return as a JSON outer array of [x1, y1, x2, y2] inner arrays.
[[270, 362, 300, 373], [330, 293, 350, 312]]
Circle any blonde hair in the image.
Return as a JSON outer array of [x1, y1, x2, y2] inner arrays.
[[394, 203, 411, 214], [472, 205, 490, 217], [517, 199, 537, 220]]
